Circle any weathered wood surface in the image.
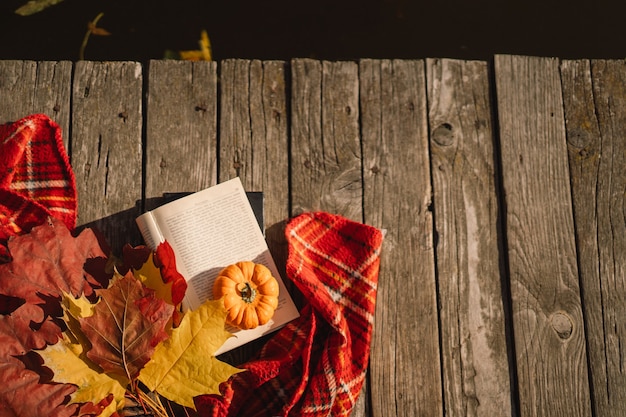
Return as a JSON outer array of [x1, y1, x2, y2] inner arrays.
[[561, 59, 626, 417], [145, 60, 218, 211], [359, 59, 442, 417], [495, 55, 592, 417], [427, 58, 511, 416], [71, 61, 144, 254], [0, 60, 72, 148], [1, 55, 625, 417]]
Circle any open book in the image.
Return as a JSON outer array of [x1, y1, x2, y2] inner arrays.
[[135, 177, 300, 354]]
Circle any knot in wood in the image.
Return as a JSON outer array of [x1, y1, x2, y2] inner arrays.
[[432, 123, 455, 146], [550, 312, 573, 339], [566, 120, 594, 148]]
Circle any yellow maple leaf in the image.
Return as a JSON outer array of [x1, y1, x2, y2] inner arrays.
[[60, 291, 98, 356], [62, 290, 96, 319], [38, 334, 128, 416], [138, 299, 244, 409], [134, 252, 175, 305], [178, 30, 212, 61]]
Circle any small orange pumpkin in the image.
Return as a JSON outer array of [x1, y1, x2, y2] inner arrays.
[[212, 261, 279, 330]]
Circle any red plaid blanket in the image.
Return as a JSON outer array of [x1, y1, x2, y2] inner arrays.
[[0, 114, 77, 261], [197, 211, 384, 416]]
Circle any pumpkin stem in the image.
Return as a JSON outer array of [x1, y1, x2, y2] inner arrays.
[[240, 282, 257, 303]]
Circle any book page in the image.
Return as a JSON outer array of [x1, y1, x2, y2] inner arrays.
[[136, 177, 299, 354]]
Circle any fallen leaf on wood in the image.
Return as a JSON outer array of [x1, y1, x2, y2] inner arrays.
[[0, 217, 106, 307], [79, 273, 174, 380], [0, 359, 78, 417], [0, 303, 62, 358], [134, 243, 186, 307], [139, 299, 243, 409], [38, 333, 127, 416]]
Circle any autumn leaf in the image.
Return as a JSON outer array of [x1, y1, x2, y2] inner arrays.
[[79, 12, 110, 60], [79, 273, 174, 380], [38, 333, 127, 416], [0, 303, 62, 359], [0, 217, 107, 307], [139, 299, 243, 409], [14, 0, 65, 16], [167, 30, 212, 61], [62, 291, 96, 320], [154, 241, 188, 306], [0, 360, 78, 417], [120, 244, 152, 271], [59, 291, 97, 360], [134, 241, 187, 307]]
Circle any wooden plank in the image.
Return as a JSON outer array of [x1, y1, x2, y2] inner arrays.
[[0, 60, 72, 147], [71, 61, 143, 254], [561, 59, 626, 417], [218, 59, 289, 275], [426, 58, 512, 416], [494, 55, 591, 417], [360, 59, 442, 417], [291, 59, 362, 222], [217, 59, 291, 366], [144, 60, 217, 210], [291, 58, 368, 413]]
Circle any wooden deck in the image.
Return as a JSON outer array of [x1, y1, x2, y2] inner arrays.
[[1, 56, 624, 417]]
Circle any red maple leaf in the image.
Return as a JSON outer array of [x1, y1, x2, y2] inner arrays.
[[119, 242, 187, 305], [0, 217, 108, 307], [79, 273, 174, 380], [154, 240, 187, 306]]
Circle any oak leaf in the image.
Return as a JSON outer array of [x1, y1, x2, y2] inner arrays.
[[0, 303, 62, 359], [79, 273, 174, 380], [0, 360, 78, 417], [139, 299, 243, 409], [0, 217, 107, 307]]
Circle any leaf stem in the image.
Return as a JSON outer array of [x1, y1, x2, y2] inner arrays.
[[132, 386, 169, 417], [79, 12, 105, 60]]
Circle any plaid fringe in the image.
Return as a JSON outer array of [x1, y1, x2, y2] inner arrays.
[[196, 212, 384, 417]]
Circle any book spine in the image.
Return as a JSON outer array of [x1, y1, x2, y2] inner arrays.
[[135, 211, 164, 250]]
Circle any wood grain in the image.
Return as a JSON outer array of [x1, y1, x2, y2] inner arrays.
[[494, 54, 591, 417], [218, 59, 291, 305], [561, 59, 626, 417], [291, 58, 368, 413], [71, 61, 143, 254], [360, 59, 442, 417], [427, 58, 512, 416], [144, 60, 217, 210], [218, 60, 288, 227], [5, 56, 626, 416], [291, 59, 362, 222], [0, 60, 72, 147]]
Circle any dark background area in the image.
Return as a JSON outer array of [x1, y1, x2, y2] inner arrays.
[[0, 0, 625, 63]]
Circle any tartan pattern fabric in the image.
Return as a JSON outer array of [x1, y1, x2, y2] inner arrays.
[[0, 114, 77, 260], [196, 211, 384, 417]]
